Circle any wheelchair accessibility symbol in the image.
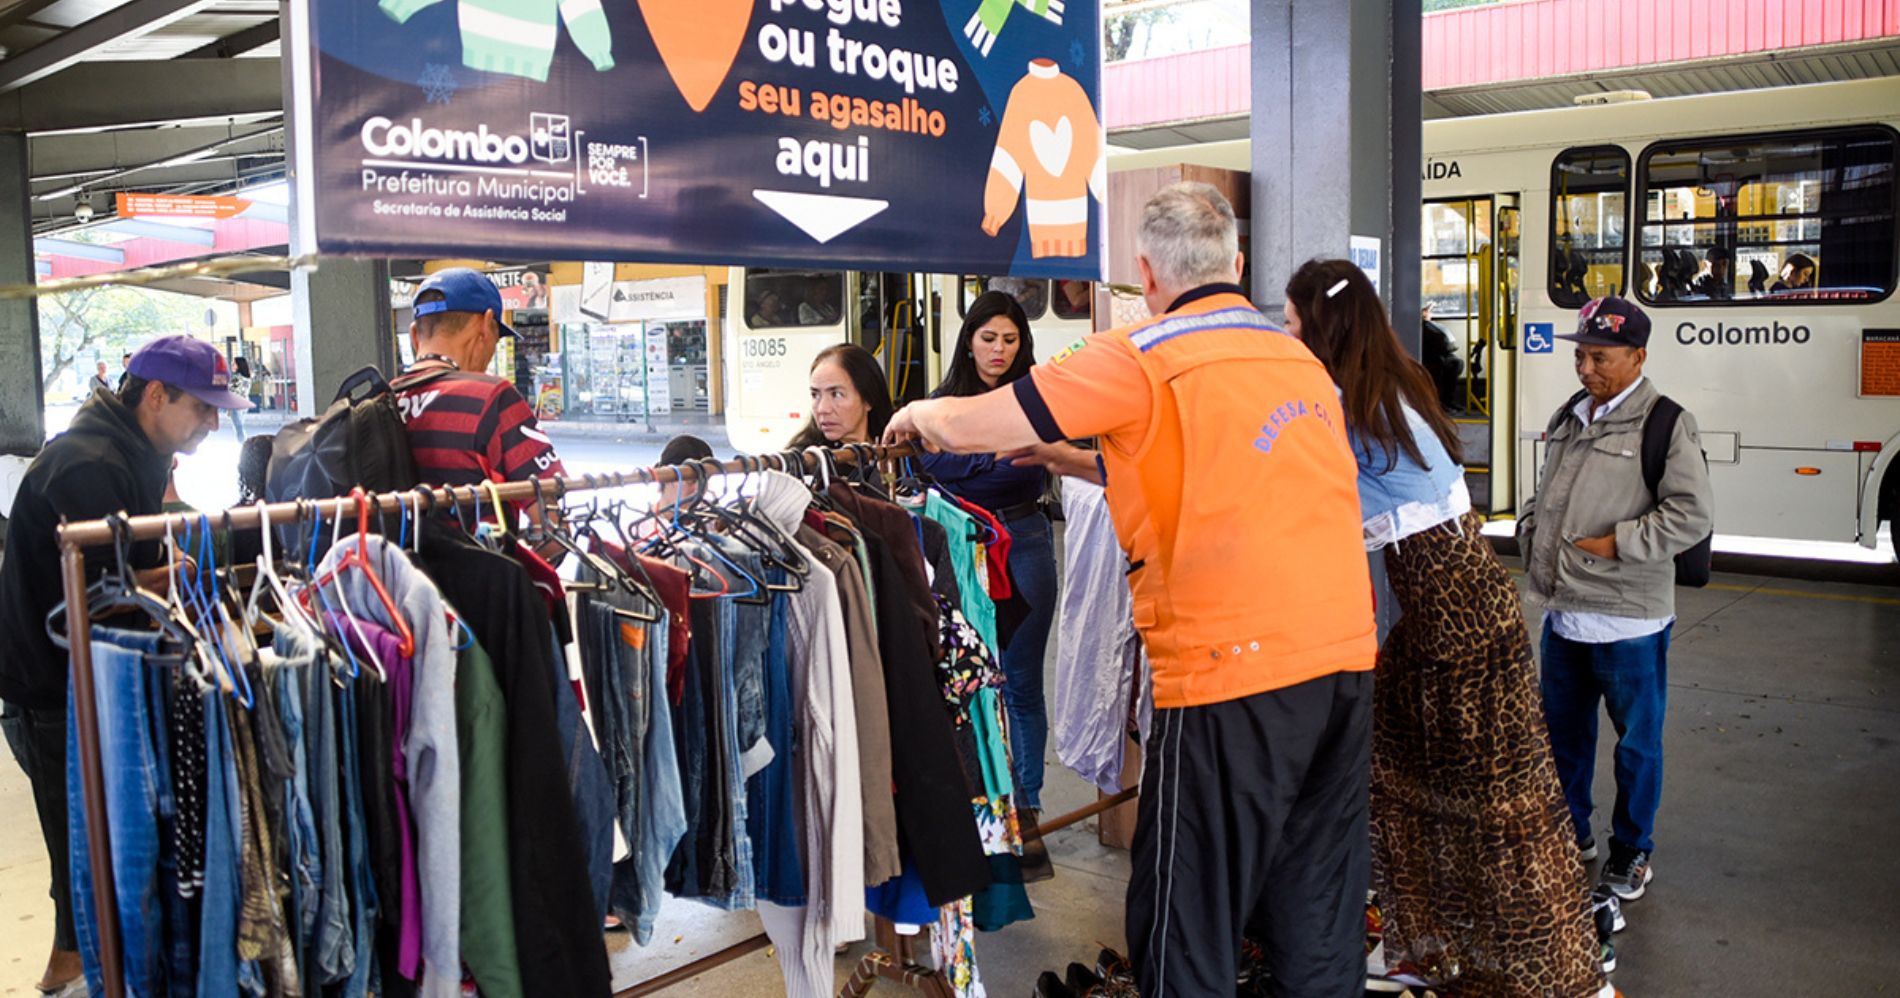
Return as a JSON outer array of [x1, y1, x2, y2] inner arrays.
[[1524, 322, 1554, 354]]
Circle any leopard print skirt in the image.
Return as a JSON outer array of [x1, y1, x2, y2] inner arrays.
[[1370, 511, 1605, 998]]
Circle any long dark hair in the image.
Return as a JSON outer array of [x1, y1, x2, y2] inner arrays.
[[1284, 259, 1463, 471], [934, 290, 1036, 398], [787, 343, 895, 449]]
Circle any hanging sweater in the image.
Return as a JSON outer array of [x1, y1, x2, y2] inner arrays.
[[982, 58, 1106, 259], [380, 0, 614, 83]]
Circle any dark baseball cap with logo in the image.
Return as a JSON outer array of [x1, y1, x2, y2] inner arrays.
[[127, 335, 254, 410], [413, 267, 517, 338], [1559, 295, 1651, 349]]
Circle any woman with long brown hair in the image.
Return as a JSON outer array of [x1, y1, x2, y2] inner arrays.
[[1284, 259, 1611, 998]]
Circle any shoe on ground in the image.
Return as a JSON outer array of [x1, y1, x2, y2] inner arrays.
[[1577, 835, 1598, 862], [1035, 969, 1077, 998], [1591, 885, 1626, 939], [1600, 845, 1653, 901], [1065, 962, 1104, 994], [1018, 808, 1056, 883], [1095, 946, 1133, 984], [1600, 940, 1617, 975]]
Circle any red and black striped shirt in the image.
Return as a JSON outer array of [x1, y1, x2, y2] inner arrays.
[[395, 366, 565, 493]]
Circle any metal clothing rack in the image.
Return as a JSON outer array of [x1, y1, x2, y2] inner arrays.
[[56, 440, 1138, 998]]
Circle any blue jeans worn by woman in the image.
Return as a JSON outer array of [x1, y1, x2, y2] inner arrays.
[[1001, 512, 1057, 811], [1540, 619, 1671, 855]]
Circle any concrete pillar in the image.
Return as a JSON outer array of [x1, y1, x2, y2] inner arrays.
[[288, 258, 394, 417], [0, 131, 45, 456], [1250, 0, 1423, 357]]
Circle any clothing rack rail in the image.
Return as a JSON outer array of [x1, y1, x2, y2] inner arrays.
[[57, 442, 915, 998]]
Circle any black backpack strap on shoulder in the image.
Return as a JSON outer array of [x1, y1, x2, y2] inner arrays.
[[1640, 394, 1685, 499], [1549, 388, 1590, 437]]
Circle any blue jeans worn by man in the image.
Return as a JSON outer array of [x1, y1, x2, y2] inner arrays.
[[1540, 621, 1670, 865]]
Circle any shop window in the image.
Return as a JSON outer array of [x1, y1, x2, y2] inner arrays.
[[958, 276, 1048, 320], [1550, 146, 1630, 308], [1636, 127, 1897, 305], [1051, 279, 1092, 321], [744, 268, 845, 328]]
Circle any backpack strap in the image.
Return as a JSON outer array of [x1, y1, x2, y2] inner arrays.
[[1547, 388, 1590, 438], [1640, 394, 1685, 499]]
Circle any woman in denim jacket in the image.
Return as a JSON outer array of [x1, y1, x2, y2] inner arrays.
[[1284, 259, 1610, 998]]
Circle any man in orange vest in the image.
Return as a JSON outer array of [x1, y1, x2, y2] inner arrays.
[[885, 182, 1377, 996]]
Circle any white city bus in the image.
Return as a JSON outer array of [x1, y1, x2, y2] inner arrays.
[[1109, 77, 1900, 554], [722, 267, 1095, 452]]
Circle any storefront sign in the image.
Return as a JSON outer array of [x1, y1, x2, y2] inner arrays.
[[288, 0, 1102, 279], [608, 276, 707, 323]]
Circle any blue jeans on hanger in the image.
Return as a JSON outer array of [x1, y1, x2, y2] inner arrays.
[[301, 642, 355, 988], [634, 624, 687, 945], [336, 678, 377, 998], [748, 576, 804, 907], [66, 626, 168, 998], [275, 666, 321, 980], [1001, 513, 1057, 811]]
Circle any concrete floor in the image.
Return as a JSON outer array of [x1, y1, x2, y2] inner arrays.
[[2, 562, 1894, 996]]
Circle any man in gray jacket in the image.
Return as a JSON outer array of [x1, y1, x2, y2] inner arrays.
[[1519, 295, 1713, 904]]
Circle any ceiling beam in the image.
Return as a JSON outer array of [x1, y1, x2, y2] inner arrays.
[[0, 58, 282, 133], [34, 237, 125, 263], [0, 0, 65, 32], [0, 0, 220, 93], [176, 18, 279, 59], [33, 123, 283, 200], [102, 218, 217, 245], [29, 121, 281, 180]]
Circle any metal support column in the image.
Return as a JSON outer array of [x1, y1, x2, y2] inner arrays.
[[0, 130, 45, 455], [1251, 0, 1423, 357], [288, 258, 395, 416]]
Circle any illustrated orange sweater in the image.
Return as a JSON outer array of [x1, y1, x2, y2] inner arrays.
[[981, 59, 1105, 259]]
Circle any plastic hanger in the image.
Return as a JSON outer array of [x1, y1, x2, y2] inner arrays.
[[45, 512, 199, 665], [319, 500, 389, 683], [304, 488, 414, 659]]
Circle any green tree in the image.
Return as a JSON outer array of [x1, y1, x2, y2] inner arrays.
[[37, 286, 207, 393]]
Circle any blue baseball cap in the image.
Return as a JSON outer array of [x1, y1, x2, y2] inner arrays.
[[413, 267, 517, 338], [127, 335, 254, 410]]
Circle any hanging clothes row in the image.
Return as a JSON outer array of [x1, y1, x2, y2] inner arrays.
[[53, 447, 1039, 998]]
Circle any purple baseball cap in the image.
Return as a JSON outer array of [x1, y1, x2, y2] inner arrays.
[[413, 267, 517, 337], [127, 335, 255, 410]]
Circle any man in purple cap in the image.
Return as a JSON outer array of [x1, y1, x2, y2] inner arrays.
[[0, 333, 251, 995], [1518, 296, 1713, 907]]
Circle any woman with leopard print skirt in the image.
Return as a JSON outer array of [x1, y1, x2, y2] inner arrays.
[[1283, 259, 1610, 998]]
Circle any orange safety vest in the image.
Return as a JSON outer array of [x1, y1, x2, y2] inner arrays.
[[1098, 292, 1376, 709]]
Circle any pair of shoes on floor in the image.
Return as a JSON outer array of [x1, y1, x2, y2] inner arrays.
[[1017, 808, 1056, 884], [1033, 961, 1134, 998], [1600, 843, 1653, 901]]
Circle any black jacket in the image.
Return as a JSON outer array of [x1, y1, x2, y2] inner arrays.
[[416, 523, 614, 997], [0, 391, 170, 708]]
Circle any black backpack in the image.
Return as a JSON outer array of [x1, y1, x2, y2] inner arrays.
[[265, 365, 449, 526], [1554, 389, 1713, 587]]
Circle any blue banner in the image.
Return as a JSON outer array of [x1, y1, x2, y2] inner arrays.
[[293, 0, 1103, 279]]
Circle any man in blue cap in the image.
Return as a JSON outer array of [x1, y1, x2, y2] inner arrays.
[[1518, 296, 1713, 908], [0, 333, 251, 995], [395, 267, 564, 516]]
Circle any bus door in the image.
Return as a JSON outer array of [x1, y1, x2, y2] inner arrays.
[[1422, 193, 1521, 513], [856, 272, 937, 406]]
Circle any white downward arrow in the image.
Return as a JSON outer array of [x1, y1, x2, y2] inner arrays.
[[753, 190, 890, 244]]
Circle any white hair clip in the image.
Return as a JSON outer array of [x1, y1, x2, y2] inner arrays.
[[1325, 278, 1349, 298]]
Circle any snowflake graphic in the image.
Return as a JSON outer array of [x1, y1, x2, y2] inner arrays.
[[419, 63, 458, 104], [1069, 38, 1086, 68], [978, 105, 994, 127]]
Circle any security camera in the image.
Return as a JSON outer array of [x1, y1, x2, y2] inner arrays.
[[74, 200, 95, 222]]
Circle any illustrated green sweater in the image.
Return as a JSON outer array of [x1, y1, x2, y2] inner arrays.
[[381, 0, 614, 83]]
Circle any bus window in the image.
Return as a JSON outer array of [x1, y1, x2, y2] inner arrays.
[[744, 268, 845, 328], [1052, 279, 1092, 321], [959, 276, 1049, 320], [1550, 146, 1629, 308], [1636, 127, 1896, 304]]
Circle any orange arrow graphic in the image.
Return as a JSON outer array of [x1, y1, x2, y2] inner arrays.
[[637, 0, 753, 112]]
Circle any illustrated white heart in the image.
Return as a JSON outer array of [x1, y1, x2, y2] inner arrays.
[[1029, 117, 1074, 177]]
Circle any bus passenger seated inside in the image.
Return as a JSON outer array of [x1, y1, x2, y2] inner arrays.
[[1771, 252, 1817, 293]]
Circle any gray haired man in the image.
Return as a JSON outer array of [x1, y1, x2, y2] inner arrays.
[[885, 182, 1378, 996]]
